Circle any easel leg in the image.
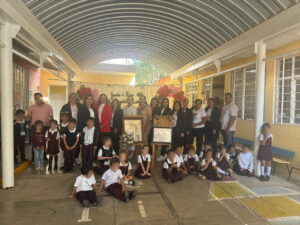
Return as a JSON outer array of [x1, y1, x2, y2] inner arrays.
[[152, 145, 156, 168]]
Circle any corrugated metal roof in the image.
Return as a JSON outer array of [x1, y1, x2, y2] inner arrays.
[[23, 0, 300, 72]]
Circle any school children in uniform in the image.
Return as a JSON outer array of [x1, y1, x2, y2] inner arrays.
[[199, 143, 213, 161], [199, 150, 221, 181], [119, 151, 135, 185], [184, 146, 199, 174], [81, 118, 98, 168], [45, 120, 60, 170], [216, 144, 233, 176], [234, 144, 253, 177], [97, 136, 116, 175], [58, 112, 69, 169], [134, 145, 151, 179], [69, 167, 101, 207], [63, 118, 80, 173], [32, 120, 46, 170], [163, 149, 183, 183], [100, 157, 137, 202], [228, 144, 238, 167], [14, 109, 29, 163], [257, 123, 273, 181], [175, 146, 188, 176]]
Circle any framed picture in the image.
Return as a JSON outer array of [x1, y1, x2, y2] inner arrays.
[[123, 116, 143, 144], [153, 116, 173, 128], [153, 127, 172, 144]]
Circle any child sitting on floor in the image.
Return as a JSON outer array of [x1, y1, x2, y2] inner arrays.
[[69, 166, 101, 207], [258, 123, 273, 182], [134, 145, 151, 179], [97, 136, 116, 175], [199, 143, 212, 161], [100, 157, 137, 202], [228, 144, 238, 167], [162, 149, 183, 183], [234, 144, 253, 177], [199, 150, 221, 181], [119, 151, 135, 185], [45, 120, 60, 171], [184, 146, 199, 174], [175, 146, 188, 176], [216, 144, 233, 176]]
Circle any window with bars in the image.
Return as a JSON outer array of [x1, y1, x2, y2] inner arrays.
[[232, 66, 256, 120], [13, 64, 29, 111], [185, 81, 199, 107], [275, 56, 300, 124]]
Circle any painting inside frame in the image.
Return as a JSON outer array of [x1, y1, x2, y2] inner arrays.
[[153, 127, 172, 144], [123, 116, 143, 144]]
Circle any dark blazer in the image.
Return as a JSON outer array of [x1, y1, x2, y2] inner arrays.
[[157, 107, 172, 116], [87, 107, 100, 131], [112, 108, 123, 135], [60, 103, 90, 132], [177, 108, 193, 133], [205, 106, 221, 130]]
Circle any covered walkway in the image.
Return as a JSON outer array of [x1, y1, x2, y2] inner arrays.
[[1, 1, 300, 225]]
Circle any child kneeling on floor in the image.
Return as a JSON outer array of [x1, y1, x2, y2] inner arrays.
[[69, 166, 101, 207], [163, 149, 183, 183], [233, 144, 253, 177], [119, 151, 135, 185], [100, 157, 137, 202], [134, 145, 151, 179]]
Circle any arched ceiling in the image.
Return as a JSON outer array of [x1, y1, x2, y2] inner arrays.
[[23, 0, 300, 73]]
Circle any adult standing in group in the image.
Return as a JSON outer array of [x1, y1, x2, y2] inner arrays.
[[220, 93, 238, 147], [60, 93, 90, 160], [148, 98, 159, 153], [83, 94, 99, 130], [170, 101, 182, 149], [192, 99, 207, 154], [28, 92, 54, 161], [177, 98, 193, 151], [111, 99, 123, 154], [137, 95, 152, 145], [96, 94, 112, 140], [123, 96, 137, 116], [205, 98, 221, 154]]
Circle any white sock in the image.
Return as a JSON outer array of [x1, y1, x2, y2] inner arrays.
[[217, 167, 226, 175], [261, 166, 265, 176], [267, 167, 271, 176]]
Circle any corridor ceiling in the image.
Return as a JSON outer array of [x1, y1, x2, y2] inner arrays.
[[23, 0, 300, 73]]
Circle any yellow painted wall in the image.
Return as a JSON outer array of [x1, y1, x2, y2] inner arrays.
[[40, 70, 67, 98], [180, 39, 300, 164]]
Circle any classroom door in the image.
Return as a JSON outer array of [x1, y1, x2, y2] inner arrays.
[[212, 75, 225, 108], [49, 85, 67, 121]]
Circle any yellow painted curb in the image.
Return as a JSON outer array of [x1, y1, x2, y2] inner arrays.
[[0, 160, 32, 187]]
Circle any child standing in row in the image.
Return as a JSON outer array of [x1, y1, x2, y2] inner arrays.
[[100, 157, 137, 202], [134, 145, 151, 179], [63, 118, 80, 173], [97, 136, 116, 174], [184, 147, 199, 174], [258, 123, 273, 181], [234, 144, 253, 176], [14, 109, 28, 163], [32, 120, 46, 170], [163, 149, 183, 183], [58, 112, 69, 169], [70, 167, 101, 207], [119, 151, 135, 185], [45, 120, 60, 170], [81, 118, 98, 168]]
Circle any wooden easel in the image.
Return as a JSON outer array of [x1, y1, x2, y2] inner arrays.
[[152, 143, 171, 168]]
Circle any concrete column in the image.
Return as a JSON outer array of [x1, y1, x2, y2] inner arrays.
[[0, 21, 20, 188], [67, 72, 72, 95], [253, 41, 266, 176]]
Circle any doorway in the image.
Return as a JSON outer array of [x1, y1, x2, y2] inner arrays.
[[212, 75, 225, 107], [49, 85, 67, 121]]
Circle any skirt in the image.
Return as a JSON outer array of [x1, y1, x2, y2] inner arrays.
[[200, 164, 220, 181], [105, 183, 126, 201], [257, 145, 273, 161], [162, 168, 182, 183], [217, 158, 231, 171], [134, 163, 151, 179], [47, 140, 59, 155]]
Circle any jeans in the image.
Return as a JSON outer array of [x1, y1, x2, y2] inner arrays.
[[34, 148, 44, 169], [221, 130, 235, 148], [192, 128, 204, 154]]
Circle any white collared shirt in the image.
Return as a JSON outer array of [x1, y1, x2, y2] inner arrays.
[[120, 161, 132, 170], [83, 126, 95, 145], [216, 152, 230, 161], [70, 105, 78, 120], [221, 102, 238, 131], [137, 154, 151, 163], [184, 154, 199, 162], [259, 133, 273, 141], [98, 104, 105, 123], [163, 158, 181, 168], [97, 146, 116, 157], [175, 154, 184, 164], [88, 108, 95, 118], [200, 158, 217, 168], [102, 169, 123, 188], [74, 174, 96, 192], [238, 151, 253, 172], [45, 128, 60, 139], [192, 108, 207, 128], [123, 105, 137, 116]]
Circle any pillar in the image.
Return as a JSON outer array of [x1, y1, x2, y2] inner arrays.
[[253, 41, 266, 176], [67, 72, 73, 96], [0, 21, 20, 188]]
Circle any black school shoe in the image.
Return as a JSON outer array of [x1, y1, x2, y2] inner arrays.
[[129, 190, 137, 200], [265, 176, 270, 181], [260, 175, 265, 181], [82, 200, 90, 208], [53, 164, 58, 170], [92, 196, 103, 206]]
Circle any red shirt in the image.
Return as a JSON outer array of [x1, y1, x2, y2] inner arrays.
[[96, 104, 112, 133], [32, 131, 46, 149]]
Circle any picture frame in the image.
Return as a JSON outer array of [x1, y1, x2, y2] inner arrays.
[[123, 116, 143, 144], [153, 115, 173, 128], [153, 127, 172, 144]]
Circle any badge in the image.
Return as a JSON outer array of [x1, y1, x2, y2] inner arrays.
[[20, 131, 26, 136]]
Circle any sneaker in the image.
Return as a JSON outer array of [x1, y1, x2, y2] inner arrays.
[[128, 180, 136, 186], [260, 175, 265, 181], [129, 190, 137, 200], [265, 176, 270, 181], [124, 191, 130, 202], [82, 200, 90, 208], [157, 156, 165, 161]]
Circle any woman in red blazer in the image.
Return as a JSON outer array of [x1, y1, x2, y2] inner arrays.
[[96, 94, 112, 137]]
